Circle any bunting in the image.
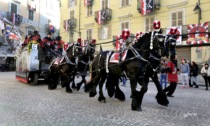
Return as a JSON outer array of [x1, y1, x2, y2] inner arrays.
[[97, 10, 106, 25], [63, 20, 69, 31], [84, 0, 92, 6]]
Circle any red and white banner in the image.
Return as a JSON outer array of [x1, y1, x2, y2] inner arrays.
[[141, 0, 154, 15], [187, 22, 209, 44], [166, 26, 182, 45], [63, 20, 68, 31], [12, 13, 15, 24], [9, 32, 20, 40], [97, 10, 106, 25]]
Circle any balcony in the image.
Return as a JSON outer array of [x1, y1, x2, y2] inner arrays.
[[6, 12, 23, 25], [95, 8, 112, 25], [68, 18, 77, 29]]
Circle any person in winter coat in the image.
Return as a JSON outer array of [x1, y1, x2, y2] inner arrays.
[[190, 61, 199, 88], [200, 63, 210, 90], [163, 55, 178, 97]]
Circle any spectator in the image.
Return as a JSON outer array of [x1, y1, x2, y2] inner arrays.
[[200, 63, 210, 90], [22, 34, 31, 48], [160, 59, 167, 89], [180, 59, 190, 88], [163, 55, 178, 97], [187, 60, 193, 87], [190, 61, 199, 88]]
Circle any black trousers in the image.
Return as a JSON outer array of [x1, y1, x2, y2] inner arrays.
[[163, 82, 177, 96], [203, 76, 210, 89]]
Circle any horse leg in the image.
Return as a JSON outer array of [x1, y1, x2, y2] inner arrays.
[[89, 73, 101, 97], [65, 75, 73, 93], [71, 74, 76, 90], [98, 75, 107, 103], [114, 77, 125, 101], [151, 74, 169, 106], [77, 75, 85, 91]]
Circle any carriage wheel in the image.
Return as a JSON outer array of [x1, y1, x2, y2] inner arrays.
[[30, 73, 38, 85]]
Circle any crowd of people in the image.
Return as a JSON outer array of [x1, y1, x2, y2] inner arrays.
[[159, 56, 210, 97], [22, 31, 65, 57]]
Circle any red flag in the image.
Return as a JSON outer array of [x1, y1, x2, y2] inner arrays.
[[9, 32, 19, 40], [97, 11, 101, 25], [116, 35, 120, 50], [12, 13, 15, 24]]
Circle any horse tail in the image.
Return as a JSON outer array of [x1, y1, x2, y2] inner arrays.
[[106, 74, 116, 98], [86, 62, 93, 84]]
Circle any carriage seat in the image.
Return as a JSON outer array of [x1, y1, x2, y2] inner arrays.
[[109, 50, 128, 63]]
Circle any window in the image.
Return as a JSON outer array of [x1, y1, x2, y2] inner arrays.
[[87, 6, 92, 16], [121, 0, 129, 7], [102, 0, 108, 10], [11, 2, 18, 14], [121, 21, 129, 31], [28, 10, 34, 20], [171, 10, 183, 26], [87, 29, 92, 40], [98, 25, 111, 40], [70, 10, 74, 19], [145, 17, 155, 31], [68, 0, 77, 7]]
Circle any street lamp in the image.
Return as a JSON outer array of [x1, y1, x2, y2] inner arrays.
[[193, 1, 202, 24]]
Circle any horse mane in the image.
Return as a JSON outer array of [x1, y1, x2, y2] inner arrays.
[[133, 32, 151, 50]]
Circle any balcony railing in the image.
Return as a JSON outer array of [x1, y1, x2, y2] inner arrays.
[[95, 8, 112, 25], [68, 18, 77, 29], [6, 12, 23, 25]]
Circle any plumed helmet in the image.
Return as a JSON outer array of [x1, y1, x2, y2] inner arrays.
[[56, 36, 62, 41], [77, 37, 81, 43], [33, 30, 38, 35], [47, 32, 52, 35]]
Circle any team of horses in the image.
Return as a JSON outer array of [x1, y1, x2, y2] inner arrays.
[[46, 28, 177, 111]]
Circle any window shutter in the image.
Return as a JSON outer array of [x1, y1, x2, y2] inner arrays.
[[121, 23, 124, 31], [150, 17, 154, 30], [121, 0, 124, 6], [126, 0, 129, 5], [108, 25, 112, 39], [126, 22, 129, 29], [172, 12, 176, 26], [178, 11, 183, 25]]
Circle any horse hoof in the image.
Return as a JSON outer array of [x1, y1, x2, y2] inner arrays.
[[48, 86, 56, 90], [66, 89, 73, 93], [132, 106, 142, 111], [89, 91, 97, 97], [98, 96, 106, 103]]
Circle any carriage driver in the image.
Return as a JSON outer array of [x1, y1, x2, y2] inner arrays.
[[52, 36, 64, 56], [42, 32, 53, 56]]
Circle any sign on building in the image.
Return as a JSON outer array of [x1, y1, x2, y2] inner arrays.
[[187, 22, 208, 44]]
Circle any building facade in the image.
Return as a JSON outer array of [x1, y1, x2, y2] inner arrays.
[[0, 0, 60, 69], [60, 0, 210, 65]]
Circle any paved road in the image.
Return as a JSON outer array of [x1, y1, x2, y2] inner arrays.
[[0, 72, 210, 126]]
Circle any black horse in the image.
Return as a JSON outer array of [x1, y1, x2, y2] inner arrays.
[[47, 43, 78, 93], [73, 41, 96, 92], [87, 30, 169, 111]]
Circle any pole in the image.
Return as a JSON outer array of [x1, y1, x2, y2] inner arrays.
[[79, 0, 81, 37]]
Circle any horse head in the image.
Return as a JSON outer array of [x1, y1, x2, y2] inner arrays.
[[83, 39, 96, 60]]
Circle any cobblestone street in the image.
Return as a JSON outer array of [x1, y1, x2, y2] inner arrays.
[[0, 72, 210, 126]]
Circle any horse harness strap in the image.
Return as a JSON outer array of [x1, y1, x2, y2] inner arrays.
[[129, 46, 148, 62]]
